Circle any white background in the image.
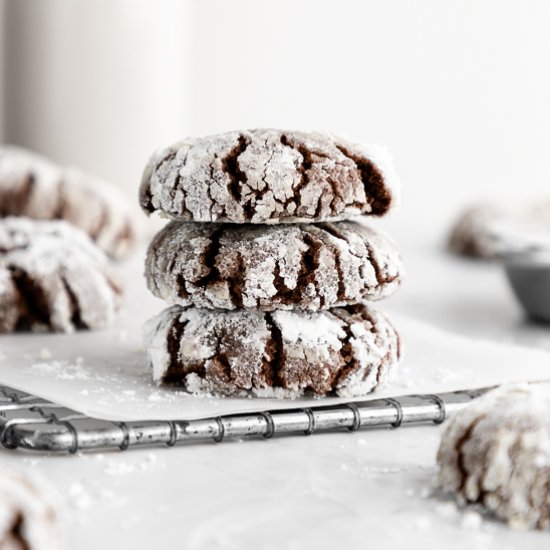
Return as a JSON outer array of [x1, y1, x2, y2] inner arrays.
[[1, 0, 549, 244], [1, 3, 550, 548]]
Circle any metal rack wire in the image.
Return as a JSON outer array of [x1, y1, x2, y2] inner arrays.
[[0, 384, 490, 453]]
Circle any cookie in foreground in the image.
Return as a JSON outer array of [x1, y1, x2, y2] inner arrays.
[[145, 220, 403, 311], [140, 129, 399, 224], [143, 303, 400, 398], [0, 467, 64, 549], [436, 383, 550, 530], [0, 145, 137, 259], [0, 217, 123, 333]]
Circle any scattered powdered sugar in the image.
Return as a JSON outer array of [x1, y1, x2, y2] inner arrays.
[[21, 349, 225, 416], [412, 515, 432, 530], [38, 347, 52, 361], [434, 501, 459, 519], [68, 482, 93, 510], [361, 464, 403, 476], [461, 510, 483, 530], [65, 479, 129, 526], [104, 454, 165, 476], [391, 363, 461, 392], [29, 359, 91, 381], [21, 457, 43, 467]]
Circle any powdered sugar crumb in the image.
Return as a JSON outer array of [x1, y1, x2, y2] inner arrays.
[[29, 360, 91, 381], [38, 347, 52, 360], [104, 454, 165, 476]]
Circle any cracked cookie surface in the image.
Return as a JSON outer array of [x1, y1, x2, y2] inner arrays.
[[0, 145, 137, 259], [140, 129, 399, 224], [437, 384, 550, 530], [143, 303, 400, 398], [145, 220, 403, 311], [0, 217, 123, 333]]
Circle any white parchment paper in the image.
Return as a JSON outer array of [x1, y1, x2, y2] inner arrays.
[[0, 251, 549, 421], [1, 313, 549, 421]]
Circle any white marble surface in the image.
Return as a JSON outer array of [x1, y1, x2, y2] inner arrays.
[[1, 230, 550, 549]]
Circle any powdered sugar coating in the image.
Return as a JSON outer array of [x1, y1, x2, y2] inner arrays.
[[0, 217, 123, 333], [0, 145, 137, 259], [140, 129, 399, 224], [145, 220, 403, 311], [437, 383, 550, 530], [143, 303, 400, 398], [0, 467, 64, 549], [449, 200, 550, 259]]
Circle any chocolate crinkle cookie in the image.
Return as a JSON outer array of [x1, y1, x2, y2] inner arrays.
[[0, 468, 64, 549], [0, 145, 137, 259], [448, 200, 550, 259], [143, 303, 400, 398], [146, 220, 403, 311], [437, 383, 550, 530], [140, 129, 399, 224], [0, 217, 123, 333]]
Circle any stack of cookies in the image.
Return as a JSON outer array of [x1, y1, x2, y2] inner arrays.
[[140, 129, 404, 398]]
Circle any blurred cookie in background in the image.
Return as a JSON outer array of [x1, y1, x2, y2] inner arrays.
[[0, 146, 138, 260], [0, 217, 123, 333], [0, 467, 64, 549], [448, 200, 550, 259]]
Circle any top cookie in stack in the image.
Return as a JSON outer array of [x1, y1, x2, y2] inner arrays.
[[141, 129, 403, 398], [139, 129, 398, 224]]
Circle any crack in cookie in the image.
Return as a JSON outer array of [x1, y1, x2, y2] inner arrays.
[[0, 146, 137, 259], [140, 129, 399, 224], [145, 220, 403, 312], [144, 303, 400, 398]]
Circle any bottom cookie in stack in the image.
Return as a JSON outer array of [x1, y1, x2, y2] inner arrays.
[[144, 303, 400, 398]]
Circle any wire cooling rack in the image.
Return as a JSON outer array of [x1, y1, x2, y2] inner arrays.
[[0, 384, 490, 454]]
